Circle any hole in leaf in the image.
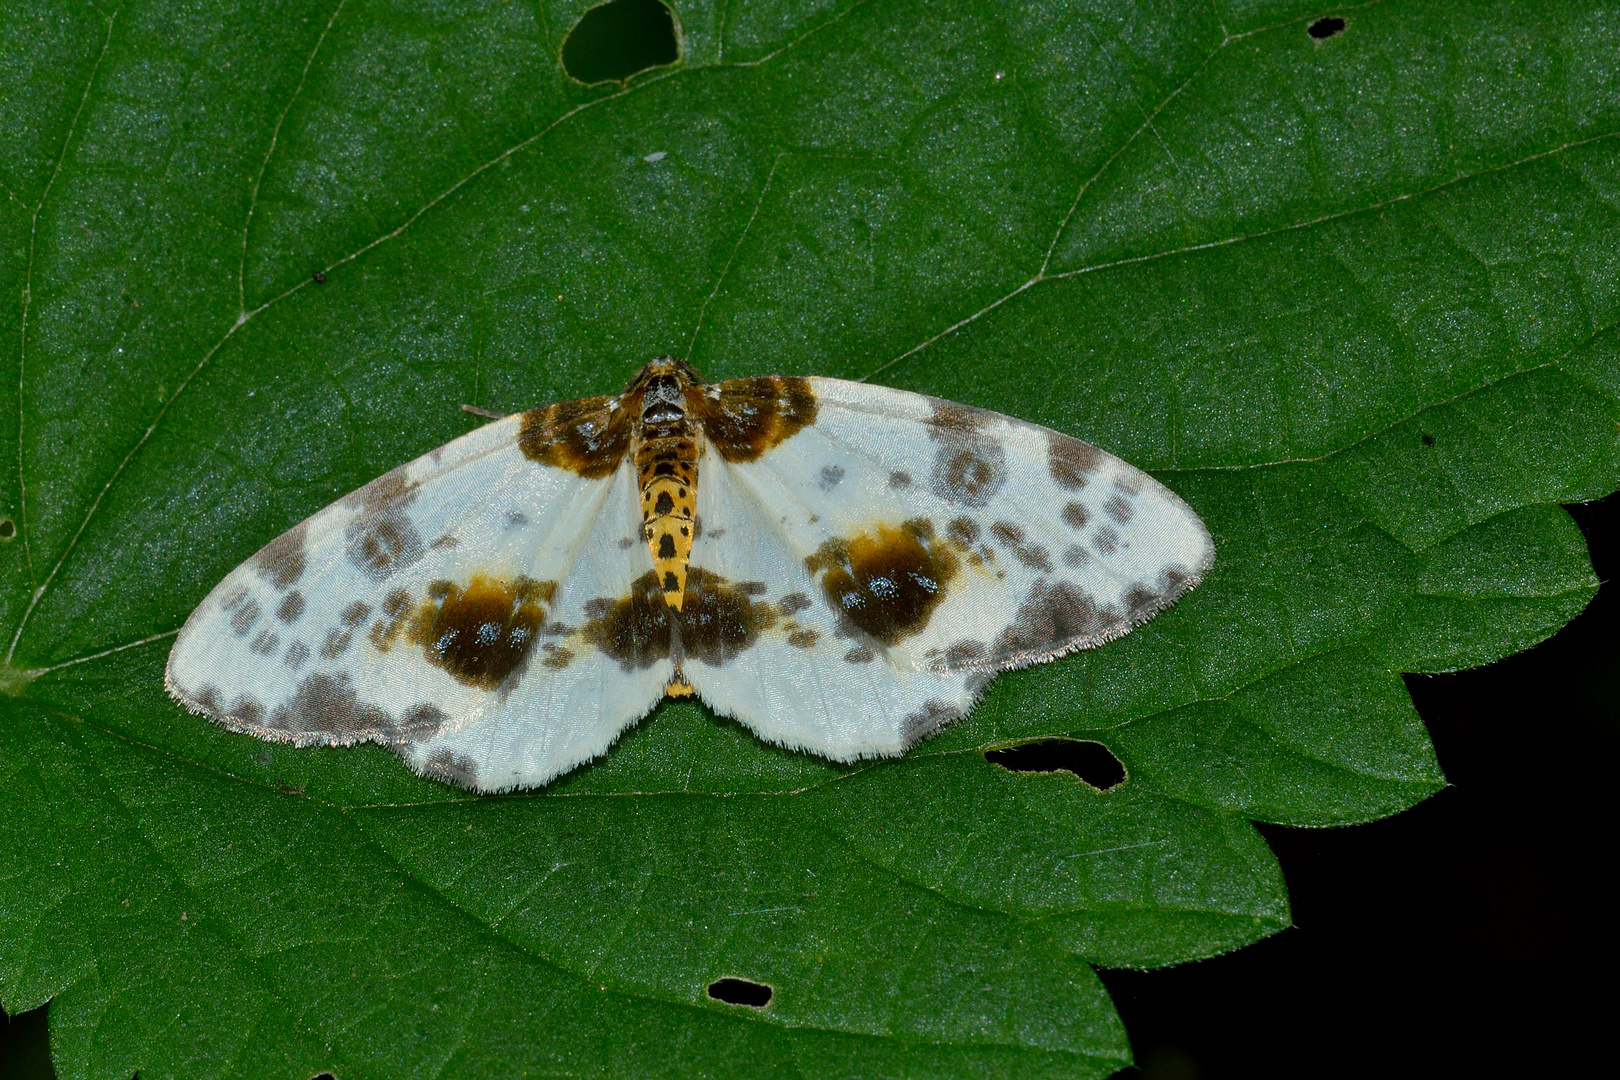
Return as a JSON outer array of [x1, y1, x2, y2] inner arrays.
[[562, 0, 680, 85], [1308, 16, 1346, 40], [0, 517, 14, 540], [1422, 433, 1436, 446], [984, 739, 1127, 790], [707, 977, 773, 1007]]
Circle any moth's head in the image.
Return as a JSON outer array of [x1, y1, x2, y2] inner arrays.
[[624, 355, 701, 394]]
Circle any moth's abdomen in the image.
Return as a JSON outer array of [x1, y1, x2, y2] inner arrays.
[[637, 437, 698, 607]]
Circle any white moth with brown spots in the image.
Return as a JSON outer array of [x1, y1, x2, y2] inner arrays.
[[167, 358, 1213, 792]]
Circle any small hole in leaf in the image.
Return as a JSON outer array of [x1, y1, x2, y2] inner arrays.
[[0, 517, 14, 540], [562, 0, 680, 85], [985, 739, 1127, 790], [312, 270, 326, 284], [1308, 16, 1346, 40], [1421, 433, 1435, 446], [707, 977, 773, 1008], [310, 1073, 337, 1080]]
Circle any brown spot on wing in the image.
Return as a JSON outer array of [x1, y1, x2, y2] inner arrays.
[[990, 521, 1053, 572], [369, 588, 414, 650], [901, 699, 960, 745], [418, 746, 479, 789], [344, 468, 424, 582], [254, 522, 308, 590], [406, 574, 556, 690], [991, 579, 1125, 665], [263, 671, 442, 743], [1048, 433, 1101, 490], [928, 401, 994, 432], [805, 518, 958, 646], [276, 591, 306, 623], [518, 394, 630, 479], [682, 569, 779, 665], [928, 404, 1006, 508], [699, 376, 818, 462], [579, 567, 778, 669]]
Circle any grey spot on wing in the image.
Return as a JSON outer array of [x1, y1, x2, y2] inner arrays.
[[944, 639, 986, 667], [431, 533, 459, 550], [277, 591, 306, 623], [344, 467, 424, 582], [619, 536, 636, 549], [844, 645, 876, 664], [777, 592, 811, 615], [1062, 503, 1089, 530], [787, 628, 819, 648], [888, 470, 912, 488], [947, 517, 979, 546], [321, 627, 354, 660], [1048, 433, 1101, 490], [1063, 544, 1089, 568], [346, 514, 423, 582], [227, 694, 265, 727], [399, 704, 447, 742], [250, 630, 279, 655], [226, 592, 262, 636], [990, 521, 1053, 572], [1114, 474, 1143, 497], [738, 581, 768, 596], [342, 601, 371, 627], [193, 684, 224, 714], [419, 746, 479, 789], [268, 671, 399, 742], [929, 410, 1007, 508], [285, 640, 310, 669], [928, 401, 995, 431], [1104, 495, 1133, 524], [901, 699, 960, 746], [818, 464, 845, 490], [505, 509, 529, 528], [1123, 583, 1163, 620], [254, 522, 309, 590], [1091, 526, 1118, 556], [991, 579, 1125, 665]]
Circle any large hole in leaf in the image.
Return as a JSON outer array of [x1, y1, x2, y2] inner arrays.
[[561, 0, 680, 85], [1308, 16, 1346, 40], [984, 739, 1127, 790], [707, 977, 773, 1008], [0, 517, 14, 540]]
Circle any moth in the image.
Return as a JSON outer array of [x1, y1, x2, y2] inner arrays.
[[167, 358, 1214, 792]]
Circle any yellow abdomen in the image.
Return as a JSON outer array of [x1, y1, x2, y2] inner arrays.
[[637, 437, 698, 610]]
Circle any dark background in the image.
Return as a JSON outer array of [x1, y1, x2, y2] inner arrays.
[[4, 492, 1613, 1076]]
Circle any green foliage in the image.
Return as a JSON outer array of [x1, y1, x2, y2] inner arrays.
[[2, 0, 1616, 1076]]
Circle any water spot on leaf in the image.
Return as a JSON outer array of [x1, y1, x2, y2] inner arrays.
[[1308, 16, 1346, 40], [562, 0, 680, 85], [984, 739, 1127, 791], [707, 977, 773, 1007]]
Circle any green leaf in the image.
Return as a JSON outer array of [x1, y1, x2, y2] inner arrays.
[[2, 0, 1616, 1076]]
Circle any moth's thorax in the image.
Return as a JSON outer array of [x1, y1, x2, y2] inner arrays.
[[630, 363, 702, 615]]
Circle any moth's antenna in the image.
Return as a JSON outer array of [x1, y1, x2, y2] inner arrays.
[[461, 404, 508, 420]]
